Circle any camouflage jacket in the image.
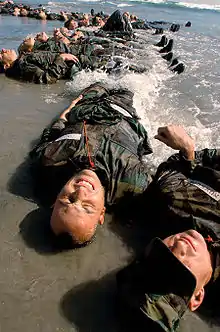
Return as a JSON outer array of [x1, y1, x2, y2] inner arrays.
[[117, 150, 220, 332], [30, 83, 152, 206], [5, 51, 81, 84], [33, 38, 71, 54]]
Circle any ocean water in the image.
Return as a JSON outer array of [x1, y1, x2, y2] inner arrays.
[[0, 0, 220, 168]]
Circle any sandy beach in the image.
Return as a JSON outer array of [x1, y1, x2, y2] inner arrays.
[[0, 75, 219, 331], [0, 0, 220, 329]]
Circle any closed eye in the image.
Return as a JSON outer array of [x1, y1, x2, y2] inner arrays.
[[83, 204, 96, 214]]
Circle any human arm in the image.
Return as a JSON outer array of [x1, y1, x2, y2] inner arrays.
[[155, 124, 195, 160], [59, 94, 83, 121]]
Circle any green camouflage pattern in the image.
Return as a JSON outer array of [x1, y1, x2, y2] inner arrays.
[[30, 83, 152, 206], [33, 38, 72, 54], [5, 51, 80, 83], [146, 149, 220, 282]]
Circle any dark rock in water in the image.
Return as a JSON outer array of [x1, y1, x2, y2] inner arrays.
[[154, 35, 167, 47], [159, 39, 173, 53]]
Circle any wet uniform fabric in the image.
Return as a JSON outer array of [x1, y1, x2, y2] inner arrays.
[[30, 83, 152, 207], [117, 149, 220, 332], [5, 51, 81, 83]]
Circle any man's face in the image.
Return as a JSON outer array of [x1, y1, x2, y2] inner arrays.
[[51, 169, 105, 244], [69, 19, 78, 30], [1, 49, 17, 66], [53, 28, 70, 44], [163, 230, 213, 289]]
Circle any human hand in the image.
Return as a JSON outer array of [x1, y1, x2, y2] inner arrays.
[[60, 53, 79, 63], [155, 125, 195, 160]]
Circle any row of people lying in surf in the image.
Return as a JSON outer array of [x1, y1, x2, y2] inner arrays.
[[28, 82, 220, 332], [0, 0, 109, 26], [0, 15, 185, 83], [0, 1, 191, 33]]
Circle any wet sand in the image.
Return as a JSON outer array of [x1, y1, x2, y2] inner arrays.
[[0, 74, 219, 332]]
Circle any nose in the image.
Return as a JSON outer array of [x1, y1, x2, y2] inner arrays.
[[69, 186, 90, 203], [69, 191, 77, 203]]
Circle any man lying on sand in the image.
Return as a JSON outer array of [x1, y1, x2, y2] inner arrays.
[[29, 83, 220, 331], [17, 29, 84, 55], [0, 48, 81, 83], [117, 124, 220, 332], [30, 82, 220, 247], [30, 82, 153, 244]]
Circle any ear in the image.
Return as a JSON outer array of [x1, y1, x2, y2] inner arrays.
[[188, 287, 205, 311], [99, 207, 106, 225]]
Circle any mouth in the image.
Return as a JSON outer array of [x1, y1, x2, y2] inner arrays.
[[180, 236, 196, 251], [75, 178, 94, 190]]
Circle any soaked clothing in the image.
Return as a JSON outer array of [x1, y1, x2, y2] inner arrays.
[[33, 38, 72, 54], [5, 51, 81, 83], [138, 149, 220, 285], [132, 19, 180, 32], [75, 34, 148, 74], [117, 149, 220, 332], [102, 10, 133, 35], [75, 35, 127, 70], [145, 149, 220, 241], [30, 83, 152, 206]]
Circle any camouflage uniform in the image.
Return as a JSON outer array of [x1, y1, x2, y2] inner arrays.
[[75, 33, 148, 74], [117, 149, 220, 332], [146, 149, 220, 279], [5, 51, 81, 83], [145, 150, 220, 243], [30, 83, 152, 206], [33, 38, 72, 54]]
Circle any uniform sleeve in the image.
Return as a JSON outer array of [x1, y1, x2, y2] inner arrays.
[[160, 148, 220, 174], [20, 52, 68, 83], [155, 148, 220, 192], [39, 119, 66, 144], [47, 55, 69, 80], [195, 148, 220, 169], [29, 118, 66, 160], [20, 63, 58, 84]]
